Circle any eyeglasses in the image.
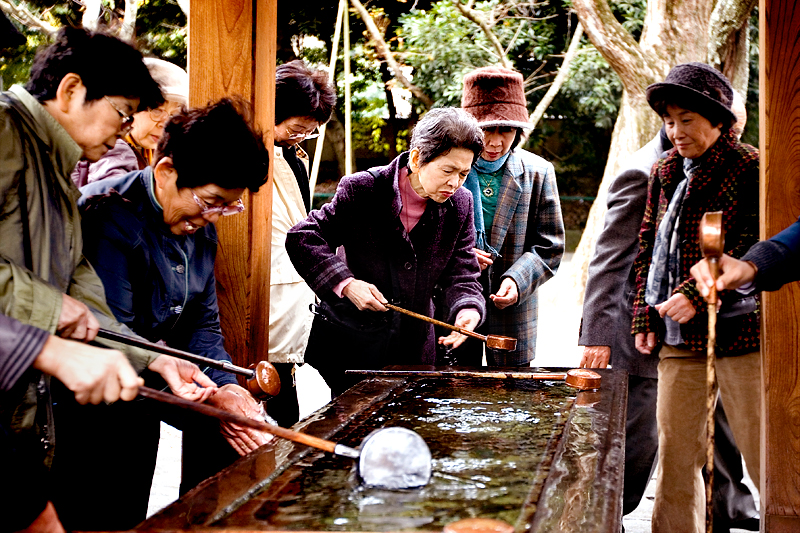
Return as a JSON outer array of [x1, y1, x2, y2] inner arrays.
[[148, 107, 180, 123], [104, 96, 135, 134], [286, 125, 320, 141], [191, 190, 245, 217]]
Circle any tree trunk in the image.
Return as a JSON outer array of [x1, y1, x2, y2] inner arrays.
[[82, 0, 102, 31], [567, 0, 755, 305]]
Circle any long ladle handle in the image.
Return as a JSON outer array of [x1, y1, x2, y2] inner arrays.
[[96, 328, 254, 379], [137, 386, 360, 459], [383, 303, 487, 342]]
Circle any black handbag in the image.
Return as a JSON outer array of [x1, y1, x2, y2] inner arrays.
[[309, 298, 398, 360]]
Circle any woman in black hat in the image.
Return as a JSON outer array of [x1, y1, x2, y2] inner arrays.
[[631, 62, 760, 532]]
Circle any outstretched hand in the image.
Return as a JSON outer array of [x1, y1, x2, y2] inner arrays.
[[438, 309, 481, 349], [148, 355, 217, 402], [490, 278, 519, 309], [206, 384, 273, 455]]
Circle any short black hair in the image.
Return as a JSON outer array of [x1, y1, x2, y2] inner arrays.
[[155, 97, 269, 193], [25, 27, 163, 111], [274, 60, 337, 125], [650, 87, 734, 130], [411, 107, 485, 165]]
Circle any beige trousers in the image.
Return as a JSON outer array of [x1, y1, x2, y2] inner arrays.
[[652, 345, 761, 533]]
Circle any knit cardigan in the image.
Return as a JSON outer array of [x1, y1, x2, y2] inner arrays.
[[631, 129, 760, 356]]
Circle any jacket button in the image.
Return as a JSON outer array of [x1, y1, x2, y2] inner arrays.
[[404, 262, 413, 270], [175, 264, 185, 274]]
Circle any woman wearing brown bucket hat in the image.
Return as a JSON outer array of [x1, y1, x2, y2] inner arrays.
[[631, 62, 760, 532], [452, 66, 565, 367]]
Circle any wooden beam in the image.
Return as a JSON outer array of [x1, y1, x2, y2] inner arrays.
[[759, 0, 800, 529], [188, 0, 277, 370]]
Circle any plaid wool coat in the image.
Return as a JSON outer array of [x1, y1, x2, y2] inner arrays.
[[631, 129, 760, 356], [481, 148, 565, 365]]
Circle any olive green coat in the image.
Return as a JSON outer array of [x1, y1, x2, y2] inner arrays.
[[0, 86, 155, 463]]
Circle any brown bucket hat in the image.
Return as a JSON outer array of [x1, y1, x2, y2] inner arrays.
[[461, 66, 532, 130]]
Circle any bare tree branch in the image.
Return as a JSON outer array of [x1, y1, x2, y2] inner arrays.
[[119, 0, 138, 41], [528, 22, 584, 131], [82, 0, 101, 31], [350, 0, 434, 108], [572, 0, 647, 97], [453, 0, 512, 68], [0, 0, 58, 35]]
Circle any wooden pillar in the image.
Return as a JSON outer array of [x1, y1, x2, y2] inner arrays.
[[188, 0, 277, 370], [760, 0, 800, 530]]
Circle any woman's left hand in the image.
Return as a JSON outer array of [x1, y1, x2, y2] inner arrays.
[[655, 293, 696, 324], [438, 310, 481, 349], [148, 355, 217, 402], [490, 278, 519, 309], [206, 384, 274, 456]]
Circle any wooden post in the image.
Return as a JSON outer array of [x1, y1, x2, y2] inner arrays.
[[760, 0, 800, 529], [188, 0, 277, 370]]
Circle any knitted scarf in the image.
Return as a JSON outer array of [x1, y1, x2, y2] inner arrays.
[[464, 152, 510, 255]]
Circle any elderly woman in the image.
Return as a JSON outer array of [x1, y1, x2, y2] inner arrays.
[[287, 107, 486, 396], [631, 63, 760, 533], [455, 66, 565, 367], [71, 57, 188, 187], [54, 97, 271, 530], [268, 60, 336, 427]]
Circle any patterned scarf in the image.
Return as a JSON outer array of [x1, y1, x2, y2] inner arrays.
[[645, 158, 699, 345], [464, 152, 510, 255]]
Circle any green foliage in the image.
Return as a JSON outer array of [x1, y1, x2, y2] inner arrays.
[[398, 2, 495, 108], [135, 0, 187, 66]]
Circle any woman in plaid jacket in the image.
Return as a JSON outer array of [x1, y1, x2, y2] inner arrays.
[[455, 66, 565, 366], [631, 63, 760, 533]]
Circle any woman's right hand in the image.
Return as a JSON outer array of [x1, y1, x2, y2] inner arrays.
[[474, 248, 493, 271], [342, 280, 388, 311]]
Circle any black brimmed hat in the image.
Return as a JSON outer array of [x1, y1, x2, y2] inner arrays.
[[646, 62, 736, 126]]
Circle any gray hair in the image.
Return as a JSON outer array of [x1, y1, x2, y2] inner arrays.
[[410, 107, 484, 165]]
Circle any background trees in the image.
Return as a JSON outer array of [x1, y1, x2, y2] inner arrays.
[[1, 0, 758, 297]]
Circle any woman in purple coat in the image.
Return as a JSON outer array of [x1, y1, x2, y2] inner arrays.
[[286, 108, 486, 395]]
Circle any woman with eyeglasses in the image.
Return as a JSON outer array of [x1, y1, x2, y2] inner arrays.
[[65, 97, 272, 527], [71, 58, 187, 187], [267, 60, 336, 426]]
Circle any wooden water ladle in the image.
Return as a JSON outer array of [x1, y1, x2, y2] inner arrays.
[[382, 303, 517, 351], [699, 211, 724, 533], [95, 328, 280, 400]]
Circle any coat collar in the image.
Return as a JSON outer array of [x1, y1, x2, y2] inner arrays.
[[8, 85, 82, 200]]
